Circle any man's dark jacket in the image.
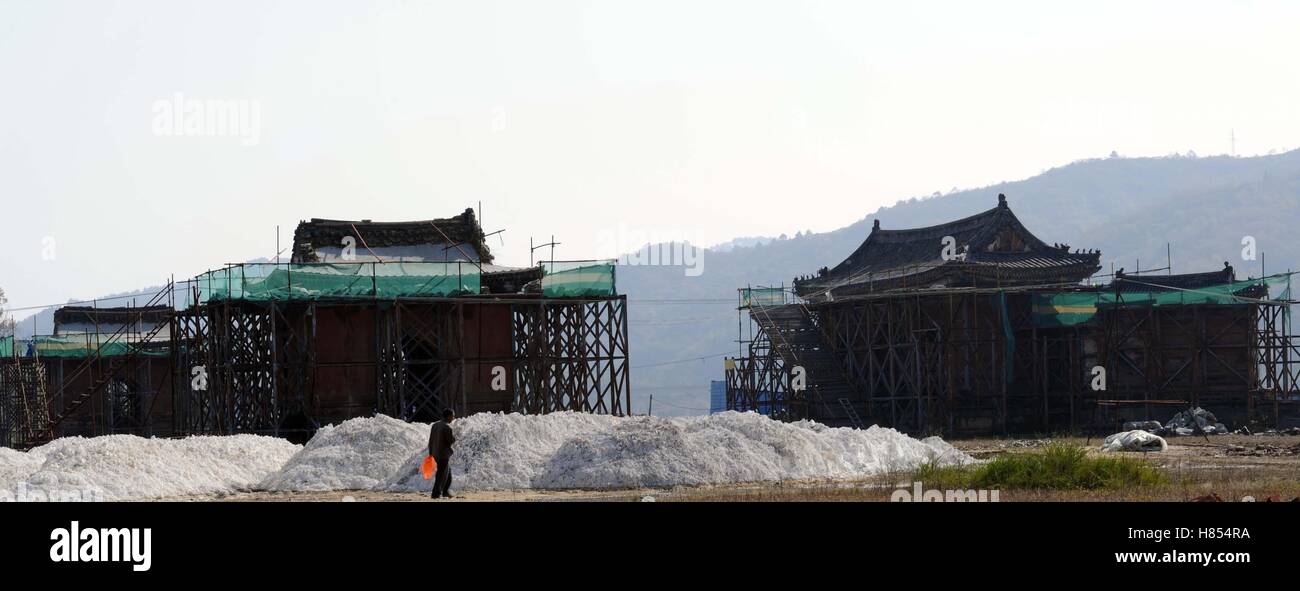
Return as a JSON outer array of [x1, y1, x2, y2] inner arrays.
[[428, 420, 455, 460]]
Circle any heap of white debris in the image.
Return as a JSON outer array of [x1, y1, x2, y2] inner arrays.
[[382, 411, 970, 492], [260, 415, 428, 492], [0, 434, 300, 501], [2, 411, 971, 500]]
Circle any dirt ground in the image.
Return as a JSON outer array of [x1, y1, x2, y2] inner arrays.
[[154, 434, 1300, 503], [932, 434, 1300, 502]]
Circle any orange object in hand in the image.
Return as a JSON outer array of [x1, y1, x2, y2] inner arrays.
[[421, 455, 437, 480]]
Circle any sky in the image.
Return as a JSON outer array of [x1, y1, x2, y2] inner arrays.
[[3, 0, 1300, 320]]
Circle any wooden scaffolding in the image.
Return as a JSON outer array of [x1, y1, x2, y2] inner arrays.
[[727, 286, 1298, 436], [171, 295, 631, 440]]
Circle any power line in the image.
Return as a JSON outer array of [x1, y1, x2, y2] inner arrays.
[[635, 384, 713, 390], [631, 351, 730, 369], [2, 286, 736, 316], [628, 299, 734, 304], [4, 285, 186, 314]]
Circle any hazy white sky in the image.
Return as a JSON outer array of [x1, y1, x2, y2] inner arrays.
[[3, 0, 1299, 317]]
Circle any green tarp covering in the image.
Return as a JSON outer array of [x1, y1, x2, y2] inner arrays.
[[541, 263, 617, 297], [192, 262, 481, 302], [188, 261, 618, 303], [739, 287, 787, 308], [0, 336, 12, 357], [1031, 274, 1290, 328], [25, 335, 169, 359], [1030, 296, 1100, 327]]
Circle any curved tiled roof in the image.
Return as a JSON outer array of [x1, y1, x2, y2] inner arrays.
[[54, 305, 172, 326], [291, 208, 493, 264], [1108, 266, 1234, 293], [795, 194, 1102, 298]]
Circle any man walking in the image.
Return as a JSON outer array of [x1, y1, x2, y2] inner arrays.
[[428, 408, 456, 499]]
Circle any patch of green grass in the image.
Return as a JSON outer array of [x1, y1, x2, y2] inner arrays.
[[917, 443, 1167, 490]]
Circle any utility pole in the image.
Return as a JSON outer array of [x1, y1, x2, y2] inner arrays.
[[648, 395, 654, 417]]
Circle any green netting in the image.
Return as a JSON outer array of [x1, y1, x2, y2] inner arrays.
[[192, 262, 481, 302], [0, 336, 12, 357], [1031, 295, 1099, 327], [27, 335, 169, 358], [739, 287, 787, 308], [999, 293, 1015, 384], [1031, 274, 1290, 328], [541, 262, 617, 297]]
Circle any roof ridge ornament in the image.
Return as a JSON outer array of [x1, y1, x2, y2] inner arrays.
[[998, 193, 1008, 208], [873, 219, 880, 230]]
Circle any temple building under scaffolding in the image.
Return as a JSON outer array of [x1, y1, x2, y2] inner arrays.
[[1, 208, 630, 448], [726, 194, 1298, 436]]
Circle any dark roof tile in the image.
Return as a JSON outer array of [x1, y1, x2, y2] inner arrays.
[[291, 208, 493, 264], [795, 194, 1102, 297]]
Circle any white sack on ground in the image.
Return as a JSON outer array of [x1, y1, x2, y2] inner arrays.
[[1101, 430, 1168, 453]]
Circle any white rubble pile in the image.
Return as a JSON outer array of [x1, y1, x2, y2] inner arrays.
[[0, 447, 45, 488], [259, 415, 429, 491], [2, 411, 972, 500], [1101, 430, 1168, 453], [1, 435, 300, 501], [380, 411, 971, 492]]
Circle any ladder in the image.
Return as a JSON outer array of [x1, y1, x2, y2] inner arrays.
[[44, 281, 175, 438]]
